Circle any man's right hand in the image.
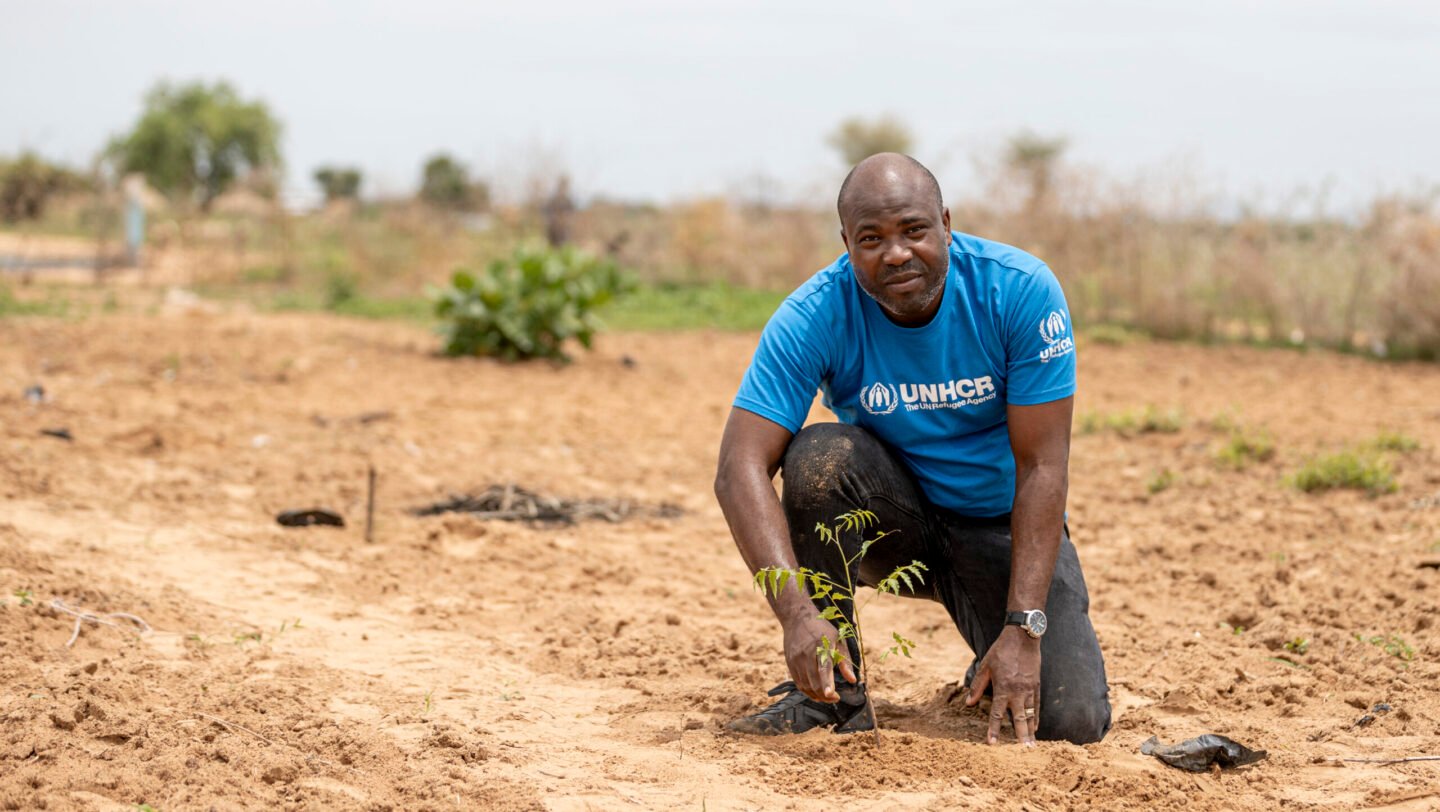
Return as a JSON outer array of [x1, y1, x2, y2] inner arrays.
[[782, 612, 858, 703]]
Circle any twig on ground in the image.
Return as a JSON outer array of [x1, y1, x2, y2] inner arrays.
[[365, 463, 377, 543], [196, 712, 277, 747], [50, 599, 152, 647], [1337, 755, 1440, 765]]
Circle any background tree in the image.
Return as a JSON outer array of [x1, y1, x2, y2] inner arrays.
[[827, 116, 915, 166], [419, 153, 489, 211], [314, 166, 363, 202], [1004, 130, 1068, 211], [0, 153, 91, 222], [109, 80, 281, 211]]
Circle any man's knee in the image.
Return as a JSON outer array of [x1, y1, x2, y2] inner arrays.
[[781, 423, 875, 507], [1039, 697, 1111, 745]]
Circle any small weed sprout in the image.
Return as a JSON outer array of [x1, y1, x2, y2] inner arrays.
[[1138, 406, 1185, 434], [184, 633, 214, 655], [1216, 429, 1276, 469], [1358, 633, 1415, 662], [1147, 469, 1178, 495], [232, 630, 263, 646], [12, 588, 34, 607], [1370, 431, 1420, 453], [423, 689, 435, 714], [1283, 637, 1310, 655], [1077, 406, 1183, 437], [753, 509, 927, 740]]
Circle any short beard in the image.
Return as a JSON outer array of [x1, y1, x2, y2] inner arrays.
[[860, 262, 946, 323]]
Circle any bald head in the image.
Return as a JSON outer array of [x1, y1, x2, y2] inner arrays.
[[836, 153, 943, 229]]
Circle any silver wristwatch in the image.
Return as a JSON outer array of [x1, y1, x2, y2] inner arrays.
[[1005, 609, 1048, 639]]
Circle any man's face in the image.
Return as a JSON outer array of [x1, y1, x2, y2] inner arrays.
[[841, 196, 952, 327]]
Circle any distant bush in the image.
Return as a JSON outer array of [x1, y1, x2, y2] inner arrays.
[[419, 153, 489, 212], [432, 247, 633, 362], [314, 166, 362, 202], [827, 116, 914, 166], [0, 153, 91, 222], [1290, 451, 1396, 495]]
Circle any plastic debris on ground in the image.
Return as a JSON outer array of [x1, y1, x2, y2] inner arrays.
[[1140, 734, 1268, 772]]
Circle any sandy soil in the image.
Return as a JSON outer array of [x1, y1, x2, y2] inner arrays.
[[2, 310, 1439, 811]]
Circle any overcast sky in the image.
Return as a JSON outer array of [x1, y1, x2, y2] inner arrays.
[[3, 0, 1438, 210]]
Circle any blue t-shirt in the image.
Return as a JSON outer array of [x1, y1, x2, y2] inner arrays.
[[733, 231, 1076, 518]]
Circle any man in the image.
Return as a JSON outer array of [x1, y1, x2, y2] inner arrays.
[[713, 153, 1109, 745]]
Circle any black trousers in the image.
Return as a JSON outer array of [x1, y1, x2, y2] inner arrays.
[[781, 423, 1111, 744]]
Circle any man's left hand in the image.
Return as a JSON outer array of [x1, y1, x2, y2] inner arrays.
[[964, 626, 1041, 745]]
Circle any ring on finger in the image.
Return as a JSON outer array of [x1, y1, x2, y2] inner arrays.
[[1024, 708, 1036, 718]]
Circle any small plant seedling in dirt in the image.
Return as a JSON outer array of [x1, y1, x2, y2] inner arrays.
[[185, 633, 214, 654], [134, 804, 160, 812], [753, 509, 927, 743], [1358, 633, 1415, 663], [276, 618, 303, 636], [232, 631, 263, 646], [12, 588, 34, 607], [1369, 431, 1420, 453], [1147, 469, 1178, 495], [1077, 406, 1183, 437], [1283, 637, 1310, 655], [423, 689, 435, 714], [1216, 429, 1276, 470]]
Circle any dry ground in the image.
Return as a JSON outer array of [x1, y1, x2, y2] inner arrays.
[[2, 310, 1439, 811]]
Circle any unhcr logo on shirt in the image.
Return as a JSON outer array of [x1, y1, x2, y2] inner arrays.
[[1038, 310, 1075, 363], [859, 376, 998, 415], [859, 382, 899, 415]]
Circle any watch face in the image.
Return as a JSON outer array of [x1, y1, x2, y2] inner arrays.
[[1027, 611, 1048, 637]]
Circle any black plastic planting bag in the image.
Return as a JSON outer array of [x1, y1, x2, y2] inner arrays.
[[1140, 735, 1268, 772]]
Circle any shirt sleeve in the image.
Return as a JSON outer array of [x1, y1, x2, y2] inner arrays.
[[733, 299, 831, 433], [1003, 265, 1077, 405]]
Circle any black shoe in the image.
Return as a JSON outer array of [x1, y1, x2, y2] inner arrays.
[[726, 680, 875, 735]]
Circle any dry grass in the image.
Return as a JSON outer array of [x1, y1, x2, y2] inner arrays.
[[8, 165, 1440, 358]]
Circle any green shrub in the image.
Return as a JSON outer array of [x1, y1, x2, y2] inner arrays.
[[1290, 451, 1396, 495], [324, 271, 359, 310], [432, 246, 633, 362]]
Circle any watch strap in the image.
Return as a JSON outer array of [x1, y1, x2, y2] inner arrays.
[[1005, 611, 1028, 627]]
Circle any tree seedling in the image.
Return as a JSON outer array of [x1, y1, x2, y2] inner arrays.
[[753, 509, 927, 742]]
